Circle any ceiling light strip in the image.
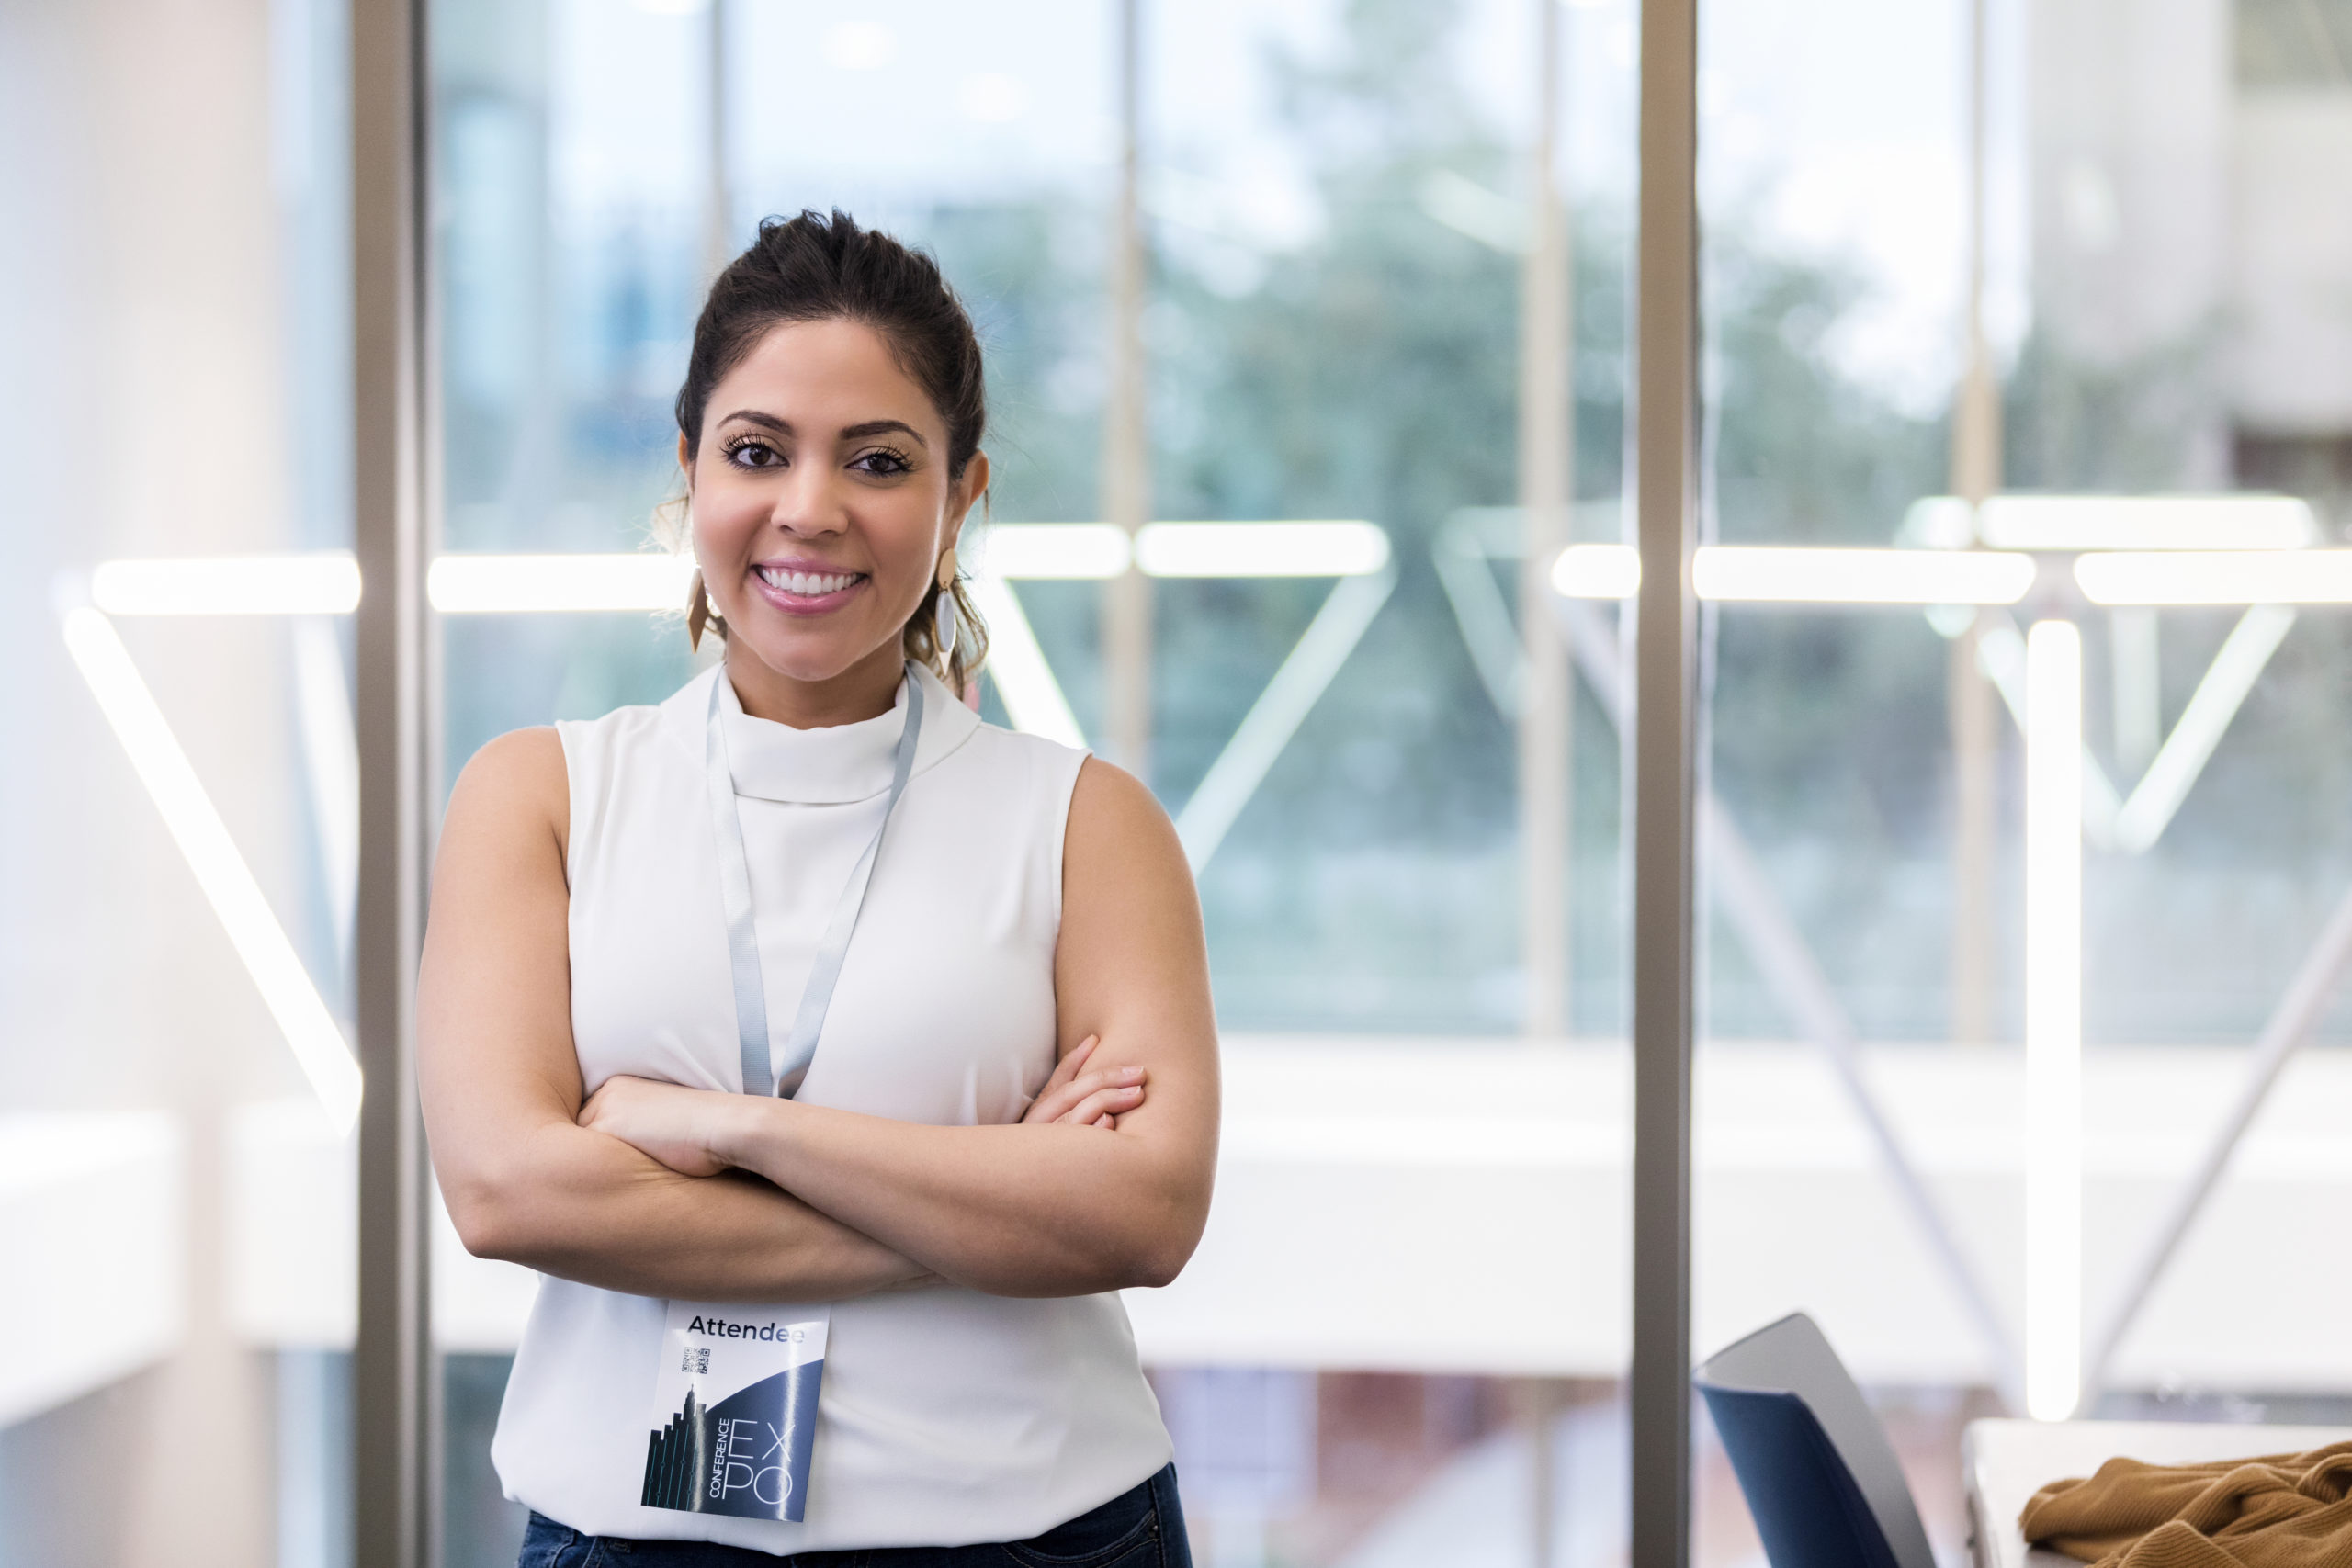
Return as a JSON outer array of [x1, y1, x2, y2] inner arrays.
[[61, 608, 364, 1135]]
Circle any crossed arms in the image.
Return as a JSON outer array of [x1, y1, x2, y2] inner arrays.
[[416, 728, 1219, 1304]]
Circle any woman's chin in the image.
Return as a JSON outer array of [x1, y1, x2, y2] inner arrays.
[[728, 626, 902, 690]]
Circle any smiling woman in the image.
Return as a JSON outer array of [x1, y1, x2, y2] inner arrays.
[[684, 316, 986, 712], [416, 211, 1214, 1567], [673, 214, 992, 711]]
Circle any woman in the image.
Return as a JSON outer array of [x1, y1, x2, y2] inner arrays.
[[418, 210, 1217, 1567]]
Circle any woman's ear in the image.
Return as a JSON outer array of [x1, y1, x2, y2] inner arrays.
[[676, 431, 695, 489], [947, 451, 990, 551]]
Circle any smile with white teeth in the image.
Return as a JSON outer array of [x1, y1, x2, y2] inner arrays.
[[755, 565, 864, 596]]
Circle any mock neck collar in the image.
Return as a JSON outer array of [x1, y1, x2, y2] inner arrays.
[[666, 660, 980, 804]]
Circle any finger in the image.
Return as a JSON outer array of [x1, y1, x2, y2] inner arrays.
[[1021, 1045, 1093, 1121], [1042, 1036, 1098, 1096], [1061, 1065, 1144, 1105], [1026, 1089, 1079, 1124], [1048, 1037, 1097, 1091], [1029, 1063, 1145, 1124], [1059, 1083, 1145, 1124], [1026, 1072, 1106, 1124]]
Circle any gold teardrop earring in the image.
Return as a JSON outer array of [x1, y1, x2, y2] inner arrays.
[[681, 492, 718, 649], [687, 568, 723, 649]]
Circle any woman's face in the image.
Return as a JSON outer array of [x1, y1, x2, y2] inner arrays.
[[684, 318, 984, 695]]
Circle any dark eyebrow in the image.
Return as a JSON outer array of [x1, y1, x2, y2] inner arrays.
[[713, 411, 928, 447], [840, 419, 929, 447]]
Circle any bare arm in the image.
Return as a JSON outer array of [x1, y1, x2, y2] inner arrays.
[[416, 728, 930, 1303], [581, 758, 1221, 1297]]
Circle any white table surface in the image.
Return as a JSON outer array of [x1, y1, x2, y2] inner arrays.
[[1964, 1418, 2352, 1568]]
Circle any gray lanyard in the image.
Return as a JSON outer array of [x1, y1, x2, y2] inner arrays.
[[705, 662, 925, 1098]]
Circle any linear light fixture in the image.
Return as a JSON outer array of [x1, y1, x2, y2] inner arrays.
[[2076, 549, 2352, 605], [2109, 606, 2296, 853], [1696, 546, 2035, 604], [290, 617, 360, 957], [61, 607, 365, 1136], [88, 525, 1393, 618], [1906, 493, 2317, 553], [92, 553, 362, 616], [1971, 614, 2124, 852], [980, 524, 1132, 581], [85, 513, 2335, 616], [1174, 568, 1398, 870], [2022, 618, 2084, 1422], [1550, 543, 2033, 604], [1553, 543, 1644, 599], [966, 521, 1394, 581], [428, 552, 695, 613], [964, 575, 1086, 748], [1136, 521, 1391, 578]]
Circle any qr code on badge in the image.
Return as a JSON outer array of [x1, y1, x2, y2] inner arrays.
[[681, 1347, 710, 1375]]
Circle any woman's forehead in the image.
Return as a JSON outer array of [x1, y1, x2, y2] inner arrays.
[[713, 320, 939, 427]]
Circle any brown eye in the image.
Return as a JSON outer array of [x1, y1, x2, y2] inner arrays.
[[725, 438, 782, 469]]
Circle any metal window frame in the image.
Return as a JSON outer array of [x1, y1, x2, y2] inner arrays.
[[352, 0, 437, 1562], [1632, 3, 1701, 1568], [1102, 0, 1153, 778]]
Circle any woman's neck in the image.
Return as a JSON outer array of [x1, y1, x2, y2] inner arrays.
[[724, 642, 905, 729]]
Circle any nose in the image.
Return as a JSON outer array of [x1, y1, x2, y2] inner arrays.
[[767, 463, 851, 540]]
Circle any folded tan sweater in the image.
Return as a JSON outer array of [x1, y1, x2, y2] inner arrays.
[[2021, 1443, 2352, 1568]]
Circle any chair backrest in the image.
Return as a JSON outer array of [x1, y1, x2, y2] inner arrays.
[[1695, 1312, 1937, 1568]]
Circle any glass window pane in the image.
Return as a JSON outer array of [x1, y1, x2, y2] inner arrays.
[[1136, 0, 1635, 1562], [1693, 2, 2352, 1563], [0, 0, 359, 1562]]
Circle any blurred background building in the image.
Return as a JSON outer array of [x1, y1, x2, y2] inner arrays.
[[7, 0, 2352, 1564]]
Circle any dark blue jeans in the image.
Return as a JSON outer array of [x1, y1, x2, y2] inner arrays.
[[518, 1463, 1191, 1568]]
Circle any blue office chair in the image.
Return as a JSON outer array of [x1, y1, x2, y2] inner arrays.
[[1696, 1312, 1937, 1568]]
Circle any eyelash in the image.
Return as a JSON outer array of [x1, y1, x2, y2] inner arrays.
[[721, 434, 779, 468], [852, 446, 913, 476], [717, 436, 912, 476]]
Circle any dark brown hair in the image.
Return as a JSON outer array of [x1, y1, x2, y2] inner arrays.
[[676, 209, 988, 691]]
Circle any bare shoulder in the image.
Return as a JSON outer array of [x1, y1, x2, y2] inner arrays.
[[1054, 761, 1214, 1089], [442, 726, 570, 862], [1065, 755, 1187, 881]]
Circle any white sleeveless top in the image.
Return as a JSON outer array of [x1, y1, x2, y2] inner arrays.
[[491, 662, 1173, 1551]]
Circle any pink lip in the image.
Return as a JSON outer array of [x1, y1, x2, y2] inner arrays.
[[745, 560, 869, 616]]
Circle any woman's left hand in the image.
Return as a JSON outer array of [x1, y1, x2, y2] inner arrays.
[[579, 1075, 741, 1178], [1021, 1035, 1148, 1129]]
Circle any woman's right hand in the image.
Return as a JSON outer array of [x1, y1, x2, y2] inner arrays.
[[1022, 1035, 1148, 1129]]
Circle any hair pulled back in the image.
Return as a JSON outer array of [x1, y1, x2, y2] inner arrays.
[[675, 209, 988, 692]]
